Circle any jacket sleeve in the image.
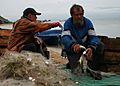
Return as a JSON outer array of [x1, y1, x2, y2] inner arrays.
[[87, 20, 100, 50], [61, 21, 75, 51], [34, 22, 54, 32], [15, 19, 55, 33], [61, 31, 75, 50]]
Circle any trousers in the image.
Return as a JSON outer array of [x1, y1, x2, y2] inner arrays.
[[21, 42, 49, 59]]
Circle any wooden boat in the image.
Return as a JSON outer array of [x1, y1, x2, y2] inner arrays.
[[0, 29, 11, 47], [0, 28, 120, 73], [98, 36, 120, 73]]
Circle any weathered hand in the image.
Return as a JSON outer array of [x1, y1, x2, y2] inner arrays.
[[52, 22, 62, 27], [72, 44, 81, 53], [85, 48, 93, 61]]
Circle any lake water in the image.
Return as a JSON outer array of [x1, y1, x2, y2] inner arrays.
[[0, 24, 13, 29], [93, 19, 120, 38], [0, 19, 120, 38]]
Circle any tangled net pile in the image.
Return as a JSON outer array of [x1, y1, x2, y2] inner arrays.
[[0, 51, 75, 86]]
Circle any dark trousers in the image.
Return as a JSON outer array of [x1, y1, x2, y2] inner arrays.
[[66, 42, 104, 71], [22, 43, 37, 52], [88, 42, 104, 70], [22, 43, 49, 59]]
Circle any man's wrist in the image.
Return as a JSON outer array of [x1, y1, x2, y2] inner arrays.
[[87, 45, 96, 52]]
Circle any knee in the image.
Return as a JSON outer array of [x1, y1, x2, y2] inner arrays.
[[99, 42, 105, 50], [95, 42, 105, 54]]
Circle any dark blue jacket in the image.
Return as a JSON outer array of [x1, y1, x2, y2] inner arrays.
[[61, 17, 100, 53]]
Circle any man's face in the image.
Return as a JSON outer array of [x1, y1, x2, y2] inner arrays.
[[72, 8, 84, 22], [28, 13, 37, 22]]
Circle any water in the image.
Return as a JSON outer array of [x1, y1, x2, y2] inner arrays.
[[0, 19, 120, 38], [93, 19, 120, 38]]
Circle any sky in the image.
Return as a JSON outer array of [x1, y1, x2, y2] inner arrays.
[[0, 0, 120, 22], [0, 0, 120, 37]]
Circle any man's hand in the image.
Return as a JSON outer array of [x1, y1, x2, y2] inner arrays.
[[73, 44, 80, 53], [52, 22, 62, 27], [85, 48, 93, 61], [72, 43, 87, 53]]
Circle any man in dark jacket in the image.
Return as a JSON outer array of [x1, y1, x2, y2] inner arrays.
[[8, 8, 61, 59], [61, 4, 104, 80]]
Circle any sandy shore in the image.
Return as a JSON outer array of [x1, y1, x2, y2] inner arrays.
[[47, 46, 68, 64]]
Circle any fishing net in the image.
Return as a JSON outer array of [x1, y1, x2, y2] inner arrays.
[[70, 74, 120, 86], [0, 49, 120, 86], [0, 51, 76, 86]]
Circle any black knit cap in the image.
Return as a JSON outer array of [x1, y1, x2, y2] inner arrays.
[[23, 8, 41, 16]]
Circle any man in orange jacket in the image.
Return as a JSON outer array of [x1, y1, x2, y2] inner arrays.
[[8, 8, 61, 59]]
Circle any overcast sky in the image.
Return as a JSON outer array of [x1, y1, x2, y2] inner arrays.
[[0, 0, 120, 21]]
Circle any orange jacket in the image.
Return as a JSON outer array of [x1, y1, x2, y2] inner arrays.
[[8, 17, 54, 52]]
